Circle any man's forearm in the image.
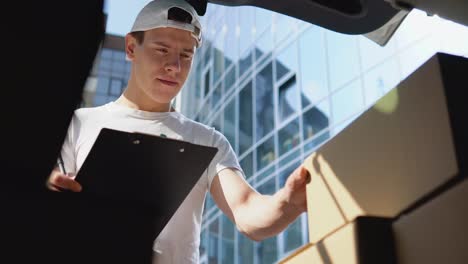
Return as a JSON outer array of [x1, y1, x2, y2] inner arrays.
[[234, 188, 304, 241]]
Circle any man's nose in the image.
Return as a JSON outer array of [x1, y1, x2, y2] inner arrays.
[[165, 54, 181, 73]]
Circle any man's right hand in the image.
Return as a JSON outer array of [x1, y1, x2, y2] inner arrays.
[[47, 168, 82, 192]]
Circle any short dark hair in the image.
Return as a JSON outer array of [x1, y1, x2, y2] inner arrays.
[[129, 31, 145, 44]]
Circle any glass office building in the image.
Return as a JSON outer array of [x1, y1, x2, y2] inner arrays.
[[82, 34, 130, 108], [179, 5, 468, 264]]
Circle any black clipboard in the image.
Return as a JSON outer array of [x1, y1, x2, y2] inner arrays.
[[75, 127, 218, 238]]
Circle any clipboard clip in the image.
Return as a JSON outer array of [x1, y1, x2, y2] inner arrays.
[[127, 131, 186, 152], [127, 133, 142, 145]]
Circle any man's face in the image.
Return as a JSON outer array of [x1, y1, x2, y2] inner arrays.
[[126, 27, 196, 106]]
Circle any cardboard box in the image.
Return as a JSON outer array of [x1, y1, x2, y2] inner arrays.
[[393, 178, 468, 263], [303, 53, 468, 243], [279, 217, 395, 264]]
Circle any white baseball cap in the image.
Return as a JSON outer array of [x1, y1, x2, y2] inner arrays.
[[130, 0, 202, 47]]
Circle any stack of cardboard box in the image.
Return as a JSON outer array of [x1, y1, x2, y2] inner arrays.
[[280, 53, 468, 264]]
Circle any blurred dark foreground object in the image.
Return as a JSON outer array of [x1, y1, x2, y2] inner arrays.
[[0, 1, 156, 263]]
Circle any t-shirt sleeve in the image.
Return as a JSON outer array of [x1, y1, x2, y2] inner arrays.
[[60, 116, 77, 175], [206, 130, 244, 188]]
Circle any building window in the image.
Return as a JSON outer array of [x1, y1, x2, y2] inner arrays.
[[96, 77, 110, 95], [211, 81, 223, 109], [279, 161, 301, 187], [112, 50, 126, 61], [327, 31, 360, 92], [112, 60, 126, 74], [278, 118, 300, 157], [101, 49, 112, 59], [208, 218, 220, 264], [237, 232, 254, 264], [275, 15, 297, 46], [224, 10, 239, 70], [93, 94, 109, 106], [200, 229, 208, 260], [239, 7, 254, 55], [224, 65, 236, 95], [239, 7, 254, 79], [204, 69, 211, 97], [283, 217, 303, 254], [98, 58, 112, 73], [240, 151, 254, 179], [239, 50, 253, 79], [255, 29, 273, 67], [238, 81, 253, 155], [220, 215, 235, 264], [302, 101, 330, 142], [279, 148, 301, 168], [213, 48, 224, 81], [223, 98, 237, 152], [331, 78, 364, 125], [255, 63, 274, 142], [110, 79, 122, 96], [204, 194, 216, 217], [256, 135, 275, 171], [203, 41, 212, 68], [279, 162, 304, 254], [299, 27, 328, 108], [256, 237, 278, 264], [276, 42, 298, 81], [255, 8, 272, 37], [278, 76, 300, 123], [256, 177, 278, 264]]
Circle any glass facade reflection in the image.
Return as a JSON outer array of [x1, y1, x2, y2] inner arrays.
[[238, 82, 254, 155], [179, 5, 468, 264], [255, 63, 275, 141], [82, 34, 130, 108]]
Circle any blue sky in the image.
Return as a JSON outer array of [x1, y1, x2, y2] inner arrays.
[[104, 0, 151, 36]]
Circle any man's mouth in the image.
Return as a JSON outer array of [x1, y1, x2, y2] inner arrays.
[[157, 78, 178, 86]]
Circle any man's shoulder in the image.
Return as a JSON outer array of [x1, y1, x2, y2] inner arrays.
[[174, 113, 212, 131], [69, 104, 110, 130], [174, 114, 226, 143], [73, 104, 108, 119]]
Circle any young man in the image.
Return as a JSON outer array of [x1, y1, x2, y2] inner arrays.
[[48, 0, 310, 262]]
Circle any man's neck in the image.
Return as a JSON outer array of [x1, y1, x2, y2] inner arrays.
[[116, 89, 172, 113]]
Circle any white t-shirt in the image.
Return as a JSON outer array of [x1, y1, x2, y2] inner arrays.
[[61, 101, 243, 263]]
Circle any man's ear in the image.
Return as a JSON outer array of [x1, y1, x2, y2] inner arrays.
[[125, 33, 137, 61]]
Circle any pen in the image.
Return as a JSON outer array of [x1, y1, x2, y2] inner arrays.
[[55, 154, 73, 193], [58, 154, 67, 175]]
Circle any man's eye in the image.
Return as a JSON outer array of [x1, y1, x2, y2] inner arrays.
[[181, 54, 192, 59], [157, 48, 168, 54]]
